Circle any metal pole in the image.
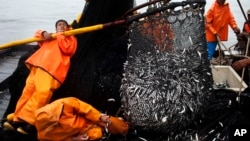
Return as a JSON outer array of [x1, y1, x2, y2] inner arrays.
[[237, 0, 250, 28]]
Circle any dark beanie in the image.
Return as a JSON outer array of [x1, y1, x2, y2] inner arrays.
[[55, 19, 69, 28]]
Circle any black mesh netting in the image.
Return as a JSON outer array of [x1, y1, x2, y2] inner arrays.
[[120, 1, 213, 134]]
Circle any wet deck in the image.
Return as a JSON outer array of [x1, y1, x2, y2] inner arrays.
[[0, 45, 35, 119]]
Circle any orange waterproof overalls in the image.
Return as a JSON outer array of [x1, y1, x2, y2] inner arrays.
[[13, 30, 77, 125], [35, 97, 103, 141]]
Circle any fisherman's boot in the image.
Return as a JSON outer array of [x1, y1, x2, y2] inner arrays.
[[17, 124, 36, 135], [3, 113, 25, 130], [3, 121, 25, 131], [3, 121, 15, 130]]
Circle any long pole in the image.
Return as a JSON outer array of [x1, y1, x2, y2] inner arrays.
[[0, 20, 125, 50], [237, 0, 247, 22]]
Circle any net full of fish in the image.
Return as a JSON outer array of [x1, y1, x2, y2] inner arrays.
[[120, 0, 213, 134]]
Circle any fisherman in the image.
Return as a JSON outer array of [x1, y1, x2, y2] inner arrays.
[[235, 8, 250, 50], [231, 9, 250, 87], [205, 0, 240, 60], [3, 19, 77, 134], [34, 97, 128, 141], [242, 9, 250, 33]]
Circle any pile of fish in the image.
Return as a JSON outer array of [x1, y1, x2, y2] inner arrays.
[[120, 1, 213, 133]]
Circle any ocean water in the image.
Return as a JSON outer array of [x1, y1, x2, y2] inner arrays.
[[0, 0, 249, 47], [0, 0, 83, 45]]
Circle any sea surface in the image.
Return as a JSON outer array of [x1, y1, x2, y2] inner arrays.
[[0, 0, 84, 45], [0, 0, 249, 47]]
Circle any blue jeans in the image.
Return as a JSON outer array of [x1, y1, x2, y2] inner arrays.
[[207, 42, 217, 60]]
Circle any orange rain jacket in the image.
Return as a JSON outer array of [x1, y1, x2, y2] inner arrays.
[[35, 97, 103, 141], [35, 97, 129, 141], [26, 30, 77, 84], [205, 1, 238, 42]]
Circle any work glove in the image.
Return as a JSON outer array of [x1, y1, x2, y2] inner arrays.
[[237, 33, 245, 40], [233, 27, 240, 34], [71, 134, 89, 141], [214, 33, 220, 41]]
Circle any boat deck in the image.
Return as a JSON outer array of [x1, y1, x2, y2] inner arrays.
[[0, 45, 35, 120]]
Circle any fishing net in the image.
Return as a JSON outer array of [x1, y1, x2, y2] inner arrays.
[[194, 89, 250, 141], [120, 0, 213, 134]]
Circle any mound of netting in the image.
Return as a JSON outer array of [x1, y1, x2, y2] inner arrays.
[[120, 0, 213, 133]]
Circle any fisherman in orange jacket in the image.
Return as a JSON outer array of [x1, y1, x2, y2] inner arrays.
[[243, 9, 250, 33], [205, 0, 240, 60], [4, 19, 77, 134], [34, 97, 129, 141]]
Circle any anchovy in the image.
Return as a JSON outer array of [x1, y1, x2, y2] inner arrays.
[[121, 3, 212, 135]]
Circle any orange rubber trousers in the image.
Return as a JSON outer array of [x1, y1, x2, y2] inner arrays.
[[13, 67, 60, 125]]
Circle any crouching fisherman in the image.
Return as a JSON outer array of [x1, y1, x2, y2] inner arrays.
[[3, 19, 77, 134], [36, 97, 128, 141]]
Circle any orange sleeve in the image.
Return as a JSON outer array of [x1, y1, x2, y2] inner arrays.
[[78, 100, 102, 123], [56, 33, 77, 57], [65, 97, 102, 123], [228, 9, 238, 30], [205, 6, 217, 35]]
